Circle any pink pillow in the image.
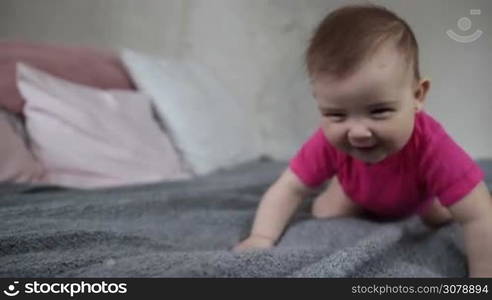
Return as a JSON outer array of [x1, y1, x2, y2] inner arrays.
[[18, 63, 191, 189], [0, 41, 135, 113], [0, 110, 44, 183]]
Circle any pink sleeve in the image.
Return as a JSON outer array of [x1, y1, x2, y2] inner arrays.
[[420, 126, 484, 207], [289, 128, 338, 188]]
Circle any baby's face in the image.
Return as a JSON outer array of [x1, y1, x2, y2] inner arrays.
[[313, 44, 426, 164]]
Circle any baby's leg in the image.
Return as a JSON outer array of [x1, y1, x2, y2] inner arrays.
[[419, 198, 453, 228], [311, 176, 364, 219]]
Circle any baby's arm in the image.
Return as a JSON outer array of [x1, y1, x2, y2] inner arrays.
[[233, 167, 314, 251], [447, 181, 492, 277]]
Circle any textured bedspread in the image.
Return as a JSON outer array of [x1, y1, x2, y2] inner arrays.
[[1, 159, 491, 277]]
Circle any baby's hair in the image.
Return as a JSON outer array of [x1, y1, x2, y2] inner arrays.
[[306, 4, 420, 82]]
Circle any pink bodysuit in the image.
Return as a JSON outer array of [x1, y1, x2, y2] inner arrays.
[[289, 111, 484, 218]]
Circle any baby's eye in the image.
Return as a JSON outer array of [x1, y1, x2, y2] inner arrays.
[[371, 108, 393, 116], [323, 113, 346, 121]]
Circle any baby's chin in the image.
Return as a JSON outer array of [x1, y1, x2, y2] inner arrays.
[[357, 155, 386, 164]]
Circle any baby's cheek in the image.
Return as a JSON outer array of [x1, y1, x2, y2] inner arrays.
[[322, 128, 346, 148], [383, 119, 413, 147]]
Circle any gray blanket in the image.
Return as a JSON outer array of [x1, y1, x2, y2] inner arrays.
[[1, 159, 491, 278]]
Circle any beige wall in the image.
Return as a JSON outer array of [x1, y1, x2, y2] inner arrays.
[[0, 0, 186, 56], [1, 0, 491, 159]]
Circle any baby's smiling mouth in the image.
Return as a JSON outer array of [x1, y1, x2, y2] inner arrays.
[[351, 141, 377, 150], [349, 137, 378, 149], [343, 139, 381, 157], [355, 146, 376, 152], [352, 143, 379, 155]]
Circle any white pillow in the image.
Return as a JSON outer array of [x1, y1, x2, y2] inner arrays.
[[120, 49, 260, 175], [17, 62, 191, 189]]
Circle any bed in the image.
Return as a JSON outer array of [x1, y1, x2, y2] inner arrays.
[[1, 41, 491, 278], [1, 159, 491, 277]]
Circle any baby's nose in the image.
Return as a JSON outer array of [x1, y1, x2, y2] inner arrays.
[[347, 125, 374, 145], [348, 124, 372, 138]]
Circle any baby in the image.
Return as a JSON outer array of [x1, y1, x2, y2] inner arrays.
[[234, 5, 492, 277]]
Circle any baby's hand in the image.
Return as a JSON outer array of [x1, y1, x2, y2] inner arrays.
[[233, 234, 275, 252]]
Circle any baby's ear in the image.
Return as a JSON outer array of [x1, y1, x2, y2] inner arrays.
[[414, 78, 430, 112]]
